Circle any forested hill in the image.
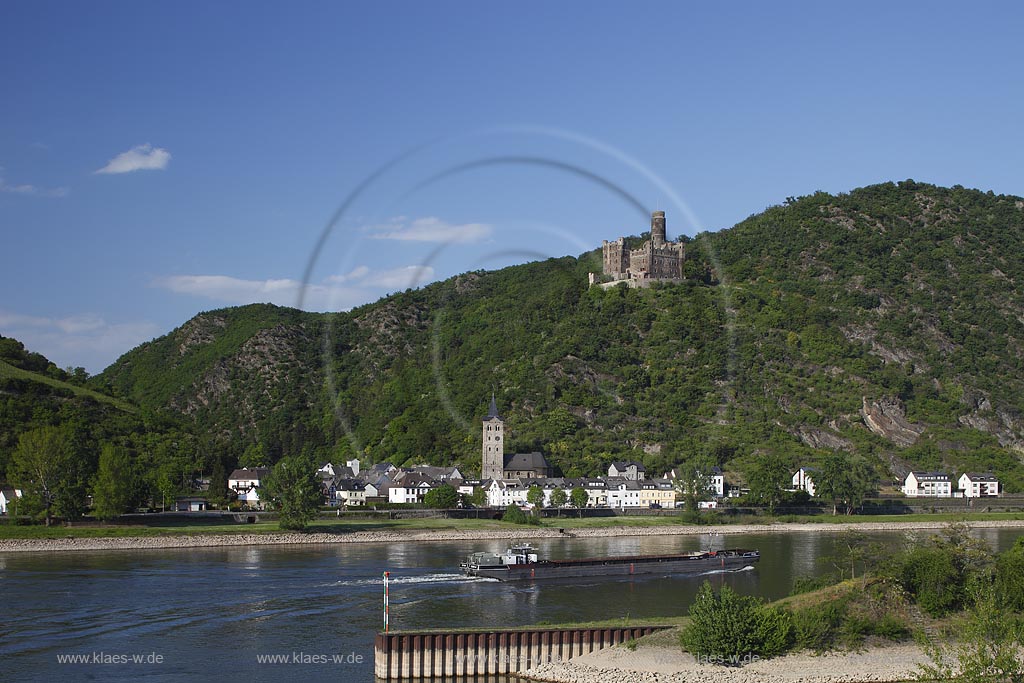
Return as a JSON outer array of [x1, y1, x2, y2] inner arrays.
[[0, 337, 186, 481], [95, 181, 1024, 490]]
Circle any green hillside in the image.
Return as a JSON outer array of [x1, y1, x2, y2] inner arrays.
[[0, 336, 193, 493], [95, 181, 1024, 490], [0, 358, 134, 413]]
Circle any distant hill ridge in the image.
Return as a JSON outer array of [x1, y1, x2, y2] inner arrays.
[[82, 181, 1024, 490]]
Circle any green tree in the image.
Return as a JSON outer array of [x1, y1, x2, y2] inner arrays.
[[674, 455, 715, 513], [239, 442, 268, 469], [994, 537, 1024, 612], [570, 486, 588, 515], [153, 462, 182, 512], [918, 584, 1024, 683], [817, 454, 875, 515], [207, 458, 229, 507], [7, 425, 87, 525], [680, 581, 793, 662], [826, 529, 881, 580], [745, 452, 789, 514], [526, 484, 545, 513], [502, 503, 529, 525], [549, 488, 568, 510], [466, 487, 487, 508], [893, 526, 990, 617], [262, 454, 322, 531], [91, 443, 138, 521], [423, 483, 458, 509]]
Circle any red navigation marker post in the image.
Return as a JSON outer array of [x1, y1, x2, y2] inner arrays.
[[383, 571, 390, 632]]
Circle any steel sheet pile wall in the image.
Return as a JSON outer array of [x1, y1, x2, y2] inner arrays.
[[374, 625, 666, 680]]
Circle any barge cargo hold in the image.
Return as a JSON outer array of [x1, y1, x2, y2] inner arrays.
[[460, 544, 759, 581]]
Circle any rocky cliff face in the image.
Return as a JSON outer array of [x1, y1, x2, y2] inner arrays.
[[861, 396, 925, 447]]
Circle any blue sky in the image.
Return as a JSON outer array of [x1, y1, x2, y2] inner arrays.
[[2, 1, 1023, 373]]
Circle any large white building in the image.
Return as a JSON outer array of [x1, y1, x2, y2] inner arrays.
[[959, 472, 1000, 497], [903, 471, 953, 497]]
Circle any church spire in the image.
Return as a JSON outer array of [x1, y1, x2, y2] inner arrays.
[[487, 392, 501, 420]]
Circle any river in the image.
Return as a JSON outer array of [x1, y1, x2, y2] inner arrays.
[[1, 526, 1020, 682]]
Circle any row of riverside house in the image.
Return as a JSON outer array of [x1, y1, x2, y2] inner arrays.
[[790, 466, 1001, 499]]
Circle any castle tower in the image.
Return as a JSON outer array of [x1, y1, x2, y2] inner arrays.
[[651, 210, 666, 247], [482, 395, 505, 481]]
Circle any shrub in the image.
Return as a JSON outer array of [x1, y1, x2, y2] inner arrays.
[[790, 574, 833, 596], [839, 614, 874, 648], [502, 504, 540, 525], [994, 538, 1024, 612], [792, 600, 844, 652], [871, 613, 910, 641], [680, 581, 793, 663], [898, 545, 962, 616]]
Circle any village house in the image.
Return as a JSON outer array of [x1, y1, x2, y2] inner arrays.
[[0, 487, 22, 515], [903, 471, 954, 497], [318, 462, 356, 480], [484, 479, 531, 509], [388, 472, 436, 504], [664, 466, 725, 499], [959, 472, 1000, 497], [605, 478, 675, 508], [605, 478, 643, 509], [608, 461, 646, 481], [228, 468, 270, 508], [640, 479, 676, 508], [333, 479, 379, 507], [581, 478, 609, 507], [792, 467, 817, 497], [405, 465, 466, 482]]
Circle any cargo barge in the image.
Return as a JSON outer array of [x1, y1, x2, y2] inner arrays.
[[460, 544, 759, 581]]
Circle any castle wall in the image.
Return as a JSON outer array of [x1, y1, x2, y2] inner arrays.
[[602, 239, 628, 277]]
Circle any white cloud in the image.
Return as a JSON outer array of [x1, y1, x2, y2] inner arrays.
[[368, 216, 492, 243], [0, 310, 160, 373], [95, 144, 171, 174], [326, 265, 435, 290], [0, 178, 68, 197], [153, 265, 437, 311]]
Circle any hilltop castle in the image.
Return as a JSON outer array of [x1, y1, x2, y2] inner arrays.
[[592, 210, 686, 287]]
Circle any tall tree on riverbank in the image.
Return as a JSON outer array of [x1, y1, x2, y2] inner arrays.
[[92, 443, 139, 521], [570, 487, 588, 516], [8, 425, 88, 525], [674, 455, 715, 513], [262, 454, 321, 531], [527, 484, 545, 514], [745, 452, 790, 514], [816, 453, 874, 515], [423, 483, 457, 509]]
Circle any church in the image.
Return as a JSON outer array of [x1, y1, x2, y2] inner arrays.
[[481, 396, 553, 480]]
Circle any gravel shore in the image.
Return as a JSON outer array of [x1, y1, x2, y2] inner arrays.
[[525, 633, 931, 683], [1, 518, 1023, 554]]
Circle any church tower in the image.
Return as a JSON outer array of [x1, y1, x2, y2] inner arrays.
[[482, 395, 505, 481]]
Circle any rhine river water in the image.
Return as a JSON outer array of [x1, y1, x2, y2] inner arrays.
[[2, 527, 1022, 682]]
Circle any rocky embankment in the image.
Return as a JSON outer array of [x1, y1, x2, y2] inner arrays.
[[1, 519, 1023, 553]]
